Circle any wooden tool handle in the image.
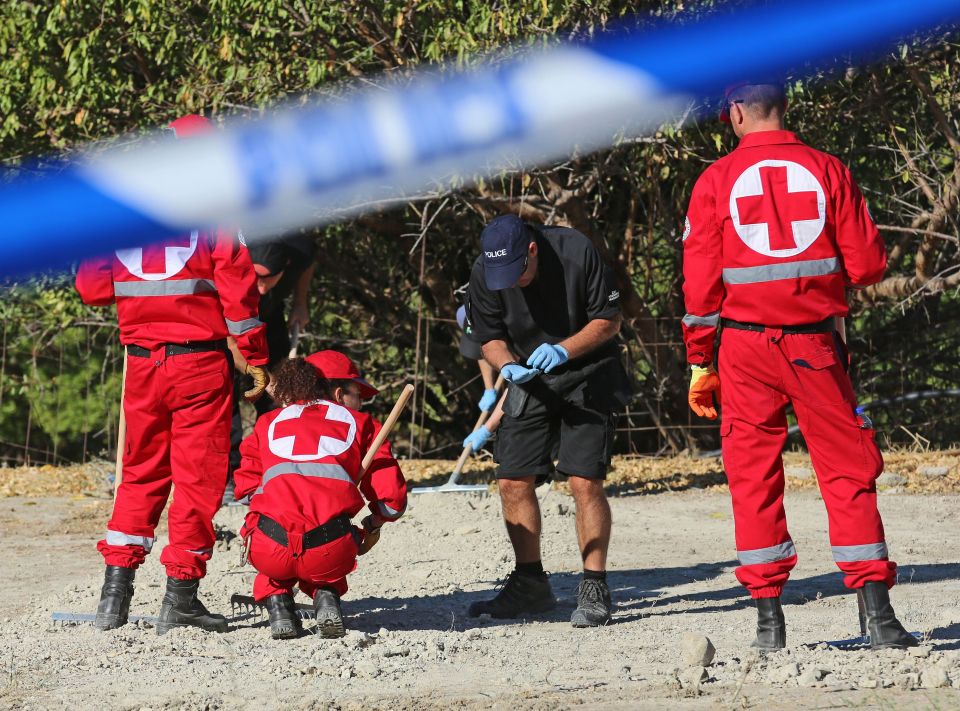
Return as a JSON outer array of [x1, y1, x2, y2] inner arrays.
[[450, 373, 506, 478], [114, 349, 128, 495], [287, 323, 301, 359], [361, 383, 414, 473]]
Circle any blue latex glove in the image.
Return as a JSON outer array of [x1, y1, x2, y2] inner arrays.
[[463, 425, 492, 451], [478, 388, 498, 412], [526, 343, 569, 373], [500, 362, 539, 384]]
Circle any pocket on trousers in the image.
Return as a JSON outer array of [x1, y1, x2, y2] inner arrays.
[[180, 370, 226, 398], [503, 386, 530, 418], [786, 335, 849, 405]]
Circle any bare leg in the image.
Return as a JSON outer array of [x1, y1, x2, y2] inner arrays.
[[497, 476, 541, 564], [568, 477, 611, 571]]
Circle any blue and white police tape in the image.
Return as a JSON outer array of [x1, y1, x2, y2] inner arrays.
[[2, 0, 959, 277]]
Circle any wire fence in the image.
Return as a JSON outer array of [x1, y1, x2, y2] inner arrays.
[[0, 312, 957, 468]]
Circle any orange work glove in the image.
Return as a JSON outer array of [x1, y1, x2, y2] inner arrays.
[[688, 365, 720, 420]]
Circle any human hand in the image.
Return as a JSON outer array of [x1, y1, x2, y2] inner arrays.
[[288, 302, 309, 332], [463, 426, 492, 452], [526, 343, 569, 373], [688, 365, 720, 419], [478, 388, 498, 412], [500, 362, 539, 384]]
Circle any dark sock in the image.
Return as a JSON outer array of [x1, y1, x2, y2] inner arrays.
[[583, 569, 606, 582], [515, 560, 545, 577]]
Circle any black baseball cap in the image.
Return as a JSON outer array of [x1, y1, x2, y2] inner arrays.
[[480, 215, 531, 291], [248, 241, 291, 277]]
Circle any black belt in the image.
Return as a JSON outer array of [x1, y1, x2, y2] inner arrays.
[[720, 317, 835, 334], [257, 514, 353, 554], [127, 339, 227, 358]]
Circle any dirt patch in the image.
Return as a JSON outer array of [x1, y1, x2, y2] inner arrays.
[[0, 470, 959, 709]]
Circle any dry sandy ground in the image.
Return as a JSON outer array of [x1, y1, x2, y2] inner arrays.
[[0, 459, 959, 710]]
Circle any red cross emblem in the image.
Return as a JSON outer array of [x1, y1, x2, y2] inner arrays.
[[268, 401, 357, 461], [730, 160, 825, 257], [140, 234, 196, 274], [114, 231, 198, 280]]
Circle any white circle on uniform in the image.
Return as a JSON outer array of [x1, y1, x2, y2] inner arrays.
[[115, 231, 199, 280], [729, 160, 826, 258], [268, 401, 357, 461]]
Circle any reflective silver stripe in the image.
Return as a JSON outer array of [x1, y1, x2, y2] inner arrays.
[[113, 278, 217, 297], [737, 540, 796, 566], [186, 547, 213, 556], [722, 257, 840, 285], [376, 501, 405, 518], [225, 317, 264, 335], [106, 529, 155, 552], [682, 311, 720, 328], [832, 543, 888, 562], [254, 462, 354, 495]]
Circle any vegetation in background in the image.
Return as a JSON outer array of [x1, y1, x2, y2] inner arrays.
[[0, 1, 957, 463]]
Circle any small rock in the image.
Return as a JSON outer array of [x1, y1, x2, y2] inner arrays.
[[921, 668, 950, 689], [919, 466, 950, 478], [882, 678, 895, 688], [454, 526, 480, 535], [679, 666, 708, 691], [339, 667, 353, 680], [384, 645, 410, 658], [785, 466, 813, 480], [681, 633, 716, 667], [896, 673, 919, 690], [799, 668, 829, 686], [877, 472, 907, 487], [859, 677, 879, 689], [909, 646, 931, 658], [770, 662, 800, 683], [344, 631, 375, 649]]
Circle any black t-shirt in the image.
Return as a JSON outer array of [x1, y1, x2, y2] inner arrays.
[[258, 235, 317, 320], [468, 225, 621, 369]]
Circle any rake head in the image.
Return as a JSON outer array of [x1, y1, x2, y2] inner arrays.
[[230, 593, 315, 620]]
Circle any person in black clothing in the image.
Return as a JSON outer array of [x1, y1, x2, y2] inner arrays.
[[225, 235, 317, 501], [467, 214, 631, 627]]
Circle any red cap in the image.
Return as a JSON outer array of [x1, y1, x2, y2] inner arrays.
[[167, 114, 214, 138], [305, 350, 379, 399]]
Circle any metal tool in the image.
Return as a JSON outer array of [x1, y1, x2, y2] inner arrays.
[[411, 376, 502, 495], [229, 593, 315, 620], [51, 611, 159, 626]]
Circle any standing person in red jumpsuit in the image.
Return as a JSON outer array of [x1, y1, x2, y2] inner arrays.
[[682, 82, 916, 650], [75, 114, 271, 635], [234, 358, 407, 639]]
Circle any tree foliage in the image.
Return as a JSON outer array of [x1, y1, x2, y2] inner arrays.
[[1, 0, 958, 463]]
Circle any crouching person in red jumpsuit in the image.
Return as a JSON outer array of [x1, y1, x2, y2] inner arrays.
[[682, 81, 916, 650], [75, 114, 270, 635], [234, 358, 407, 639]]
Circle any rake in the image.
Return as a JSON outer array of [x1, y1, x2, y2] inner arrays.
[[410, 376, 502, 495]]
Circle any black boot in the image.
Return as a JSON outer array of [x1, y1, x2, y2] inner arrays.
[[265, 593, 302, 640], [94, 566, 135, 631], [752, 597, 786, 651], [156, 577, 228, 635], [857, 581, 918, 649], [313, 587, 345, 638], [467, 570, 556, 619]]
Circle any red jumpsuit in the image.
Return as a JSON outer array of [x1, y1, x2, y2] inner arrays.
[[682, 130, 891, 598], [234, 400, 407, 600], [76, 231, 267, 579]]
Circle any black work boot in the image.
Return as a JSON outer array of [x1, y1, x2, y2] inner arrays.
[[467, 570, 556, 619], [94, 565, 136, 631], [265, 593, 302, 640], [156, 577, 228, 635], [313, 587, 345, 638], [857, 581, 918, 649], [751, 597, 786, 651], [571, 577, 612, 627]]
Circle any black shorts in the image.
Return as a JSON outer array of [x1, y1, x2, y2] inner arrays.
[[494, 380, 616, 481]]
